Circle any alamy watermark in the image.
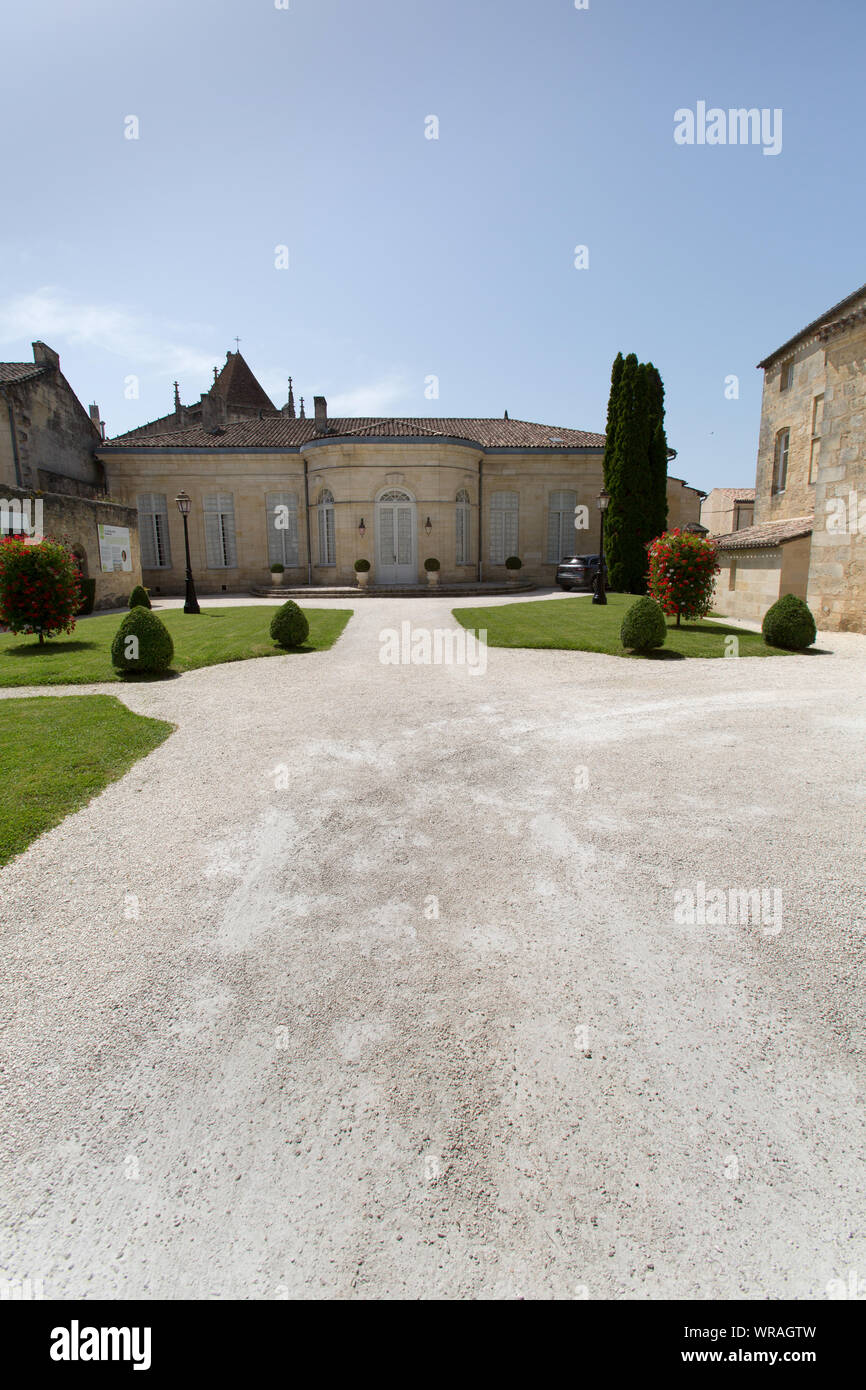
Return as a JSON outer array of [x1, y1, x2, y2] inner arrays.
[[674, 103, 782, 157], [379, 622, 487, 675], [0, 497, 44, 542], [674, 881, 782, 936]]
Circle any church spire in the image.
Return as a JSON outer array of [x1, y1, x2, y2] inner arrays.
[[174, 381, 181, 411], [287, 375, 295, 418], [299, 395, 306, 419]]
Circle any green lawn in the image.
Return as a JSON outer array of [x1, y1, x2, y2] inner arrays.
[[0, 605, 353, 686], [452, 593, 793, 658], [0, 695, 174, 866]]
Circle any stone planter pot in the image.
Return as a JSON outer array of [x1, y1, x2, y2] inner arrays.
[[356, 571, 369, 588], [426, 571, 440, 587], [270, 571, 285, 585]]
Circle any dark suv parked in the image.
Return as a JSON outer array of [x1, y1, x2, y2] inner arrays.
[[555, 554, 602, 591]]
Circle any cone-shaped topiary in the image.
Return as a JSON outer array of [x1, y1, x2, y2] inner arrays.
[[761, 593, 816, 651], [621, 595, 667, 652], [111, 606, 174, 673], [270, 599, 309, 649], [128, 585, 151, 609]]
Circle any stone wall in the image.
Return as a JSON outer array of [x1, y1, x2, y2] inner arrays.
[[805, 319, 866, 632], [1, 483, 141, 610], [714, 535, 812, 624], [0, 357, 104, 493], [754, 339, 825, 526]]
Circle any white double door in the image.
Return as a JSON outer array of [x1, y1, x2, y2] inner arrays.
[[376, 497, 417, 584]]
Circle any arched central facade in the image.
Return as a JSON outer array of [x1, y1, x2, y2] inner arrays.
[[375, 487, 417, 585]]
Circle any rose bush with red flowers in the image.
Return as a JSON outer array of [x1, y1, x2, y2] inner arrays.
[[647, 529, 719, 626], [0, 535, 82, 643]]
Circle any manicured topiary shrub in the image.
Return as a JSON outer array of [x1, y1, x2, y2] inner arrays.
[[762, 593, 817, 651], [270, 563, 285, 574], [76, 577, 96, 615], [354, 558, 370, 573], [505, 556, 522, 571], [424, 557, 440, 572], [0, 536, 82, 643], [621, 595, 667, 652], [269, 599, 309, 649], [111, 606, 174, 673], [128, 584, 151, 609]]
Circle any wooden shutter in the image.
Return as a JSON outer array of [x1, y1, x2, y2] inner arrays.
[[137, 494, 170, 570], [204, 494, 236, 568], [547, 491, 576, 562], [490, 492, 518, 563]]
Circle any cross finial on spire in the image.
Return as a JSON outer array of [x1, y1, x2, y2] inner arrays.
[[299, 396, 306, 419], [286, 375, 296, 418], [213, 366, 219, 383], [234, 336, 241, 352]]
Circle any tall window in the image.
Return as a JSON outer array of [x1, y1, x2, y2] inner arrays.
[[455, 489, 471, 565], [203, 493, 237, 568], [772, 430, 790, 494], [780, 360, 795, 392], [546, 490, 577, 562], [137, 493, 171, 569], [317, 488, 336, 566], [489, 491, 519, 564], [266, 492, 299, 568], [809, 394, 824, 483]]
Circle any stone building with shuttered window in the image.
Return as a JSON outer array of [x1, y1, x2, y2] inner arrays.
[[98, 349, 702, 593]]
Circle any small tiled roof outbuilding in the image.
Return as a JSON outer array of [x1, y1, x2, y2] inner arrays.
[[715, 516, 813, 550]]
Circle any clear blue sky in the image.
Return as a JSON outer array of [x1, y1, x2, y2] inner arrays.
[[1, 0, 863, 492]]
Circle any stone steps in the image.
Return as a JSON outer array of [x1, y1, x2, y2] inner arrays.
[[250, 582, 538, 598]]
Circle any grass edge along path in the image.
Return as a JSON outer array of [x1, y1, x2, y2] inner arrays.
[[0, 694, 174, 866], [0, 606, 353, 687], [452, 593, 794, 658]]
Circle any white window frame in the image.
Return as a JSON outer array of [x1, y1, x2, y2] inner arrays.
[[773, 429, 789, 494], [137, 493, 172, 569], [266, 492, 299, 568], [455, 489, 471, 566], [489, 491, 519, 565], [317, 488, 336, 567], [546, 490, 577, 563], [203, 493, 237, 569]]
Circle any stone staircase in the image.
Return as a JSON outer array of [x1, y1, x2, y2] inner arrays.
[[249, 581, 538, 599]]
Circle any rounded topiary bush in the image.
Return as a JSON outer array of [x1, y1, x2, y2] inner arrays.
[[505, 556, 522, 571], [128, 584, 151, 609], [424, 557, 440, 572], [354, 558, 370, 573], [621, 595, 667, 652], [761, 593, 816, 651], [270, 599, 309, 649], [111, 606, 174, 673]]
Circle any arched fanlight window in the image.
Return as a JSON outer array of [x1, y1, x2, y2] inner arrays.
[[455, 489, 471, 565], [317, 488, 335, 566]]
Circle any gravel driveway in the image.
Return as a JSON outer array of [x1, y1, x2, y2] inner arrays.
[[1, 591, 864, 1300]]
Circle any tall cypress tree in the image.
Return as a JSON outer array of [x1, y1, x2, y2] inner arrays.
[[602, 352, 670, 593], [645, 363, 669, 542]]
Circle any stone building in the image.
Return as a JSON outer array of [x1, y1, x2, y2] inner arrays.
[[701, 487, 755, 535], [0, 342, 141, 608], [713, 282, 866, 632], [99, 351, 702, 593]]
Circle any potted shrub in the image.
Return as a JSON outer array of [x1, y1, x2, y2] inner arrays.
[[424, 557, 441, 588], [505, 555, 522, 586], [270, 562, 285, 586], [354, 558, 371, 588]]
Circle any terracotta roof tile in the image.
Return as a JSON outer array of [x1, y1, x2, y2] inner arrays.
[[102, 416, 606, 450], [715, 516, 813, 550], [0, 362, 47, 384], [211, 351, 275, 411]]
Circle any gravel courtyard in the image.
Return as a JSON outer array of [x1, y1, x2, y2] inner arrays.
[[1, 591, 864, 1300]]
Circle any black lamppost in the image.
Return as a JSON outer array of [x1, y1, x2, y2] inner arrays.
[[175, 491, 200, 614], [593, 488, 610, 605]]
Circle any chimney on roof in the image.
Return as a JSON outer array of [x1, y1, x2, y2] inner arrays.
[[88, 403, 105, 439], [32, 341, 60, 370], [314, 395, 327, 434]]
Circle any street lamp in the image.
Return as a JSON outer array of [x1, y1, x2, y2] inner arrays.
[[593, 488, 610, 605], [175, 491, 200, 614]]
